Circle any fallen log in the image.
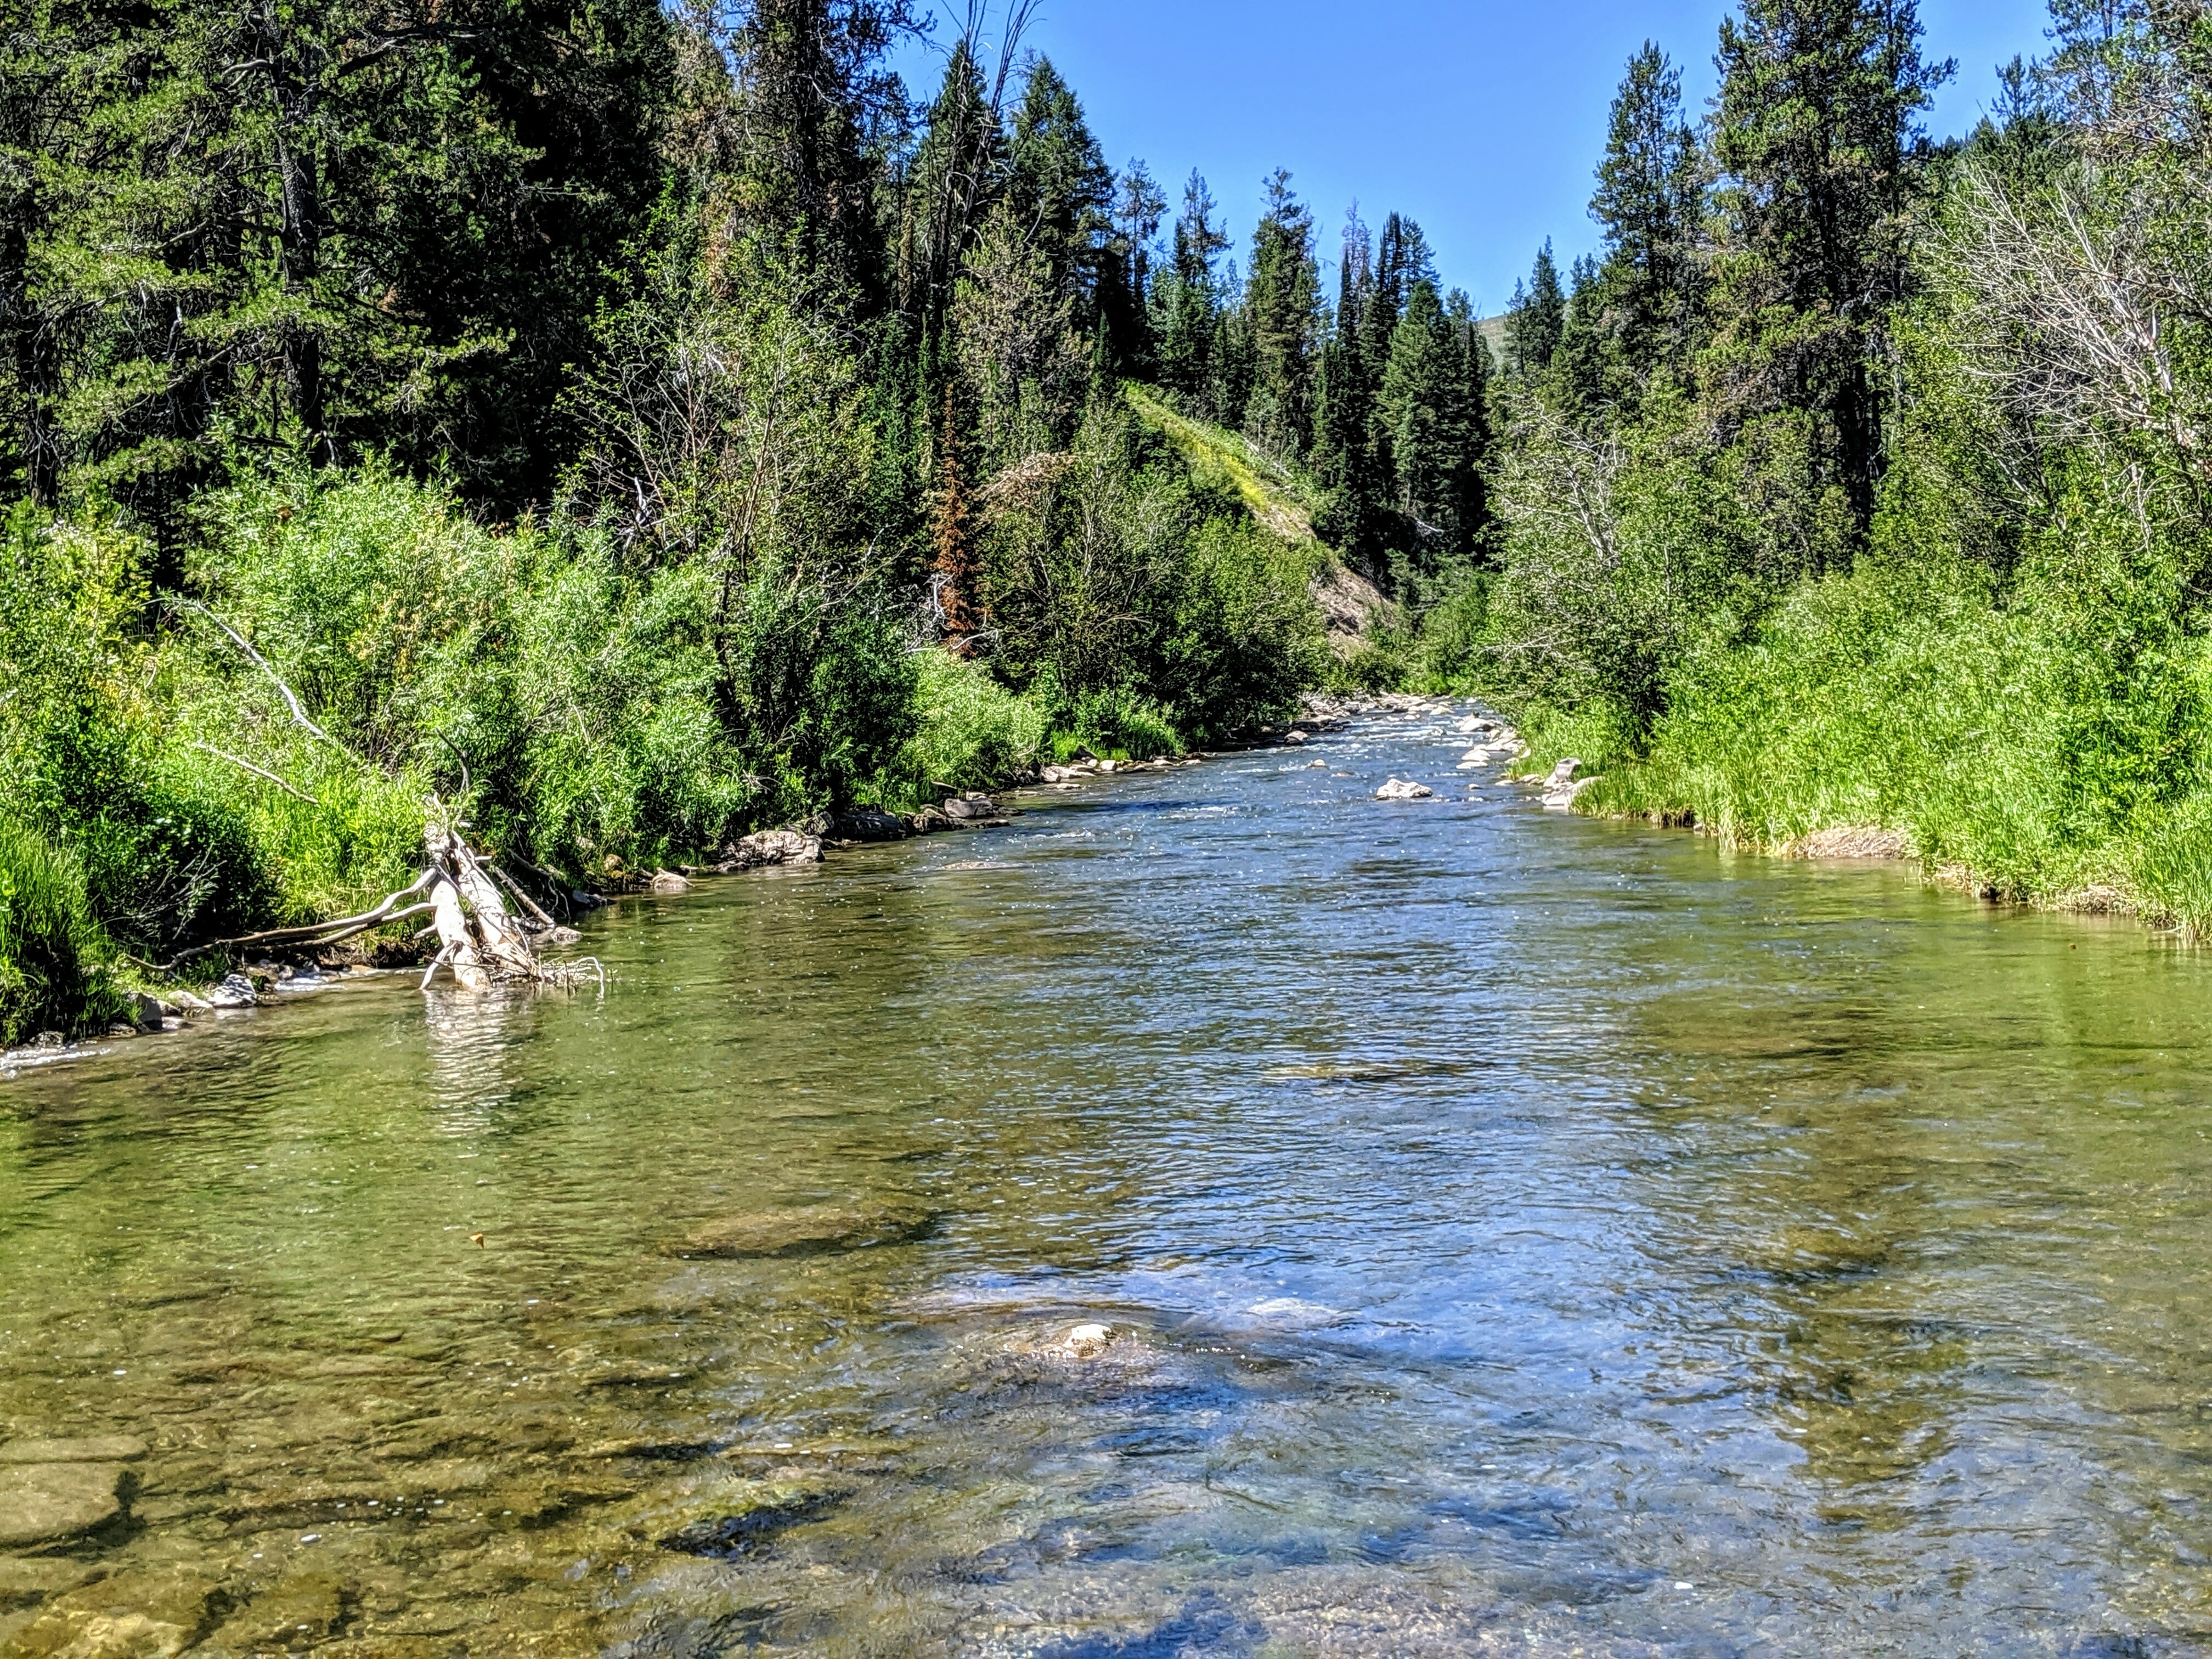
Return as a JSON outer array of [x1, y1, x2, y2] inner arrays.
[[160, 871, 439, 969]]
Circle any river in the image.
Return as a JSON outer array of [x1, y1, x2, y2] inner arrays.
[[3, 706, 2208, 1654]]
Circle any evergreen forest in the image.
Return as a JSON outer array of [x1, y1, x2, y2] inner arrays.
[[5, 0, 2212, 1037]]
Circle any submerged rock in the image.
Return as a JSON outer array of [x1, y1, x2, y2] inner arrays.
[[649, 870, 691, 894], [0, 1436, 147, 1465], [0, 1462, 126, 1547], [204, 1571, 347, 1651], [657, 1482, 849, 1560], [663, 1199, 935, 1260], [6, 1568, 226, 1656], [1374, 777, 1434, 800]]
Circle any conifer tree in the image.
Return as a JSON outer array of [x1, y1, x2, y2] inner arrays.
[[1503, 240, 1566, 377], [1242, 168, 1322, 459], [1707, 0, 1950, 554], [1312, 208, 1385, 569], [1589, 42, 1707, 376], [1153, 171, 1228, 407]]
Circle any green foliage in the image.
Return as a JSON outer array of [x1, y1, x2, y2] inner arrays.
[[888, 649, 1046, 800], [0, 816, 126, 1045]]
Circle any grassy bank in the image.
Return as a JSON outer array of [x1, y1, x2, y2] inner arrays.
[[1497, 547, 2212, 933]]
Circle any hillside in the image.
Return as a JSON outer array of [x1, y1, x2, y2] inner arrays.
[[1121, 383, 1391, 654]]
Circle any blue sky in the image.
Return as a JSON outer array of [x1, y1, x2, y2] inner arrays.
[[889, 0, 2054, 310]]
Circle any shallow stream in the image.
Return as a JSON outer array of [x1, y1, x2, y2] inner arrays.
[[5, 710, 2212, 1653]]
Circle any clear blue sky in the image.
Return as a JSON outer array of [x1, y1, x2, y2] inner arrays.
[[890, 0, 2053, 311]]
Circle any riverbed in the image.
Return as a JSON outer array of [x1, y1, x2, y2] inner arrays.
[[3, 707, 2210, 1653]]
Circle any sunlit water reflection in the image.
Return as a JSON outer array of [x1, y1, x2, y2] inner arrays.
[[4, 710, 2211, 1652]]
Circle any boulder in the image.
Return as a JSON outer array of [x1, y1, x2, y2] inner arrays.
[[0, 1462, 125, 1548], [127, 992, 164, 1032], [649, 870, 691, 894], [830, 806, 910, 843], [942, 795, 997, 821], [907, 806, 953, 833], [729, 829, 822, 868], [1282, 730, 1308, 744], [1374, 777, 1434, 800]]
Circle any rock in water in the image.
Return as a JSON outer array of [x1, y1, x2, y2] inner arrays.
[[0, 1462, 125, 1547], [1539, 757, 1599, 810], [1060, 1322, 1113, 1357], [943, 795, 997, 821], [830, 806, 909, 843], [7, 1568, 225, 1655], [1374, 777, 1434, 800], [729, 828, 822, 868], [664, 1200, 935, 1260], [203, 973, 258, 1009]]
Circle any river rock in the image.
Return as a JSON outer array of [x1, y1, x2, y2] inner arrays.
[[908, 805, 953, 833], [1375, 777, 1433, 800], [729, 829, 822, 867], [942, 794, 997, 821], [1058, 1322, 1113, 1357], [202, 973, 258, 1009], [1539, 758, 1598, 811], [663, 1199, 935, 1260], [204, 1571, 347, 1650], [6, 1568, 225, 1657], [0, 1557, 100, 1616], [649, 870, 691, 894], [0, 1463, 125, 1548], [830, 806, 909, 843], [1282, 730, 1308, 744]]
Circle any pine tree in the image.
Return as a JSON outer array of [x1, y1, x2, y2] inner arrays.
[[1152, 170, 1228, 408], [1242, 168, 1321, 459], [1312, 207, 1385, 569], [1707, 0, 1951, 555], [1503, 240, 1566, 377], [1005, 59, 1113, 318], [1589, 42, 1706, 376]]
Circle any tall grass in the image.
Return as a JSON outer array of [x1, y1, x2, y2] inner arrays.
[[0, 817, 126, 1045]]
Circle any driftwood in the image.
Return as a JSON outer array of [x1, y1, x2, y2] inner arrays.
[[419, 822, 602, 992], [161, 870, 441, 969]]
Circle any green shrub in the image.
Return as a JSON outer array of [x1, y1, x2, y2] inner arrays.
[[1061, 686, 1183, 760], [887, 649, 1047, 799], [0, 817, 125, 1045]]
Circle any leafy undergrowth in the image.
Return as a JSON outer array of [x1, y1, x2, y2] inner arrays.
[[1527, 556, 2212, 933]]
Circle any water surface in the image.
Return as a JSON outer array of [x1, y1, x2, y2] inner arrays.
[[4, 709, 2211, 1653]]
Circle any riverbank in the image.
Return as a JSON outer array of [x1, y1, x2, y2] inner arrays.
[[0, 697, 1520, 1074]]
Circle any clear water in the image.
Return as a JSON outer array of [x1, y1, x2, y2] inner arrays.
[[4, 710, 2211, 1654]]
